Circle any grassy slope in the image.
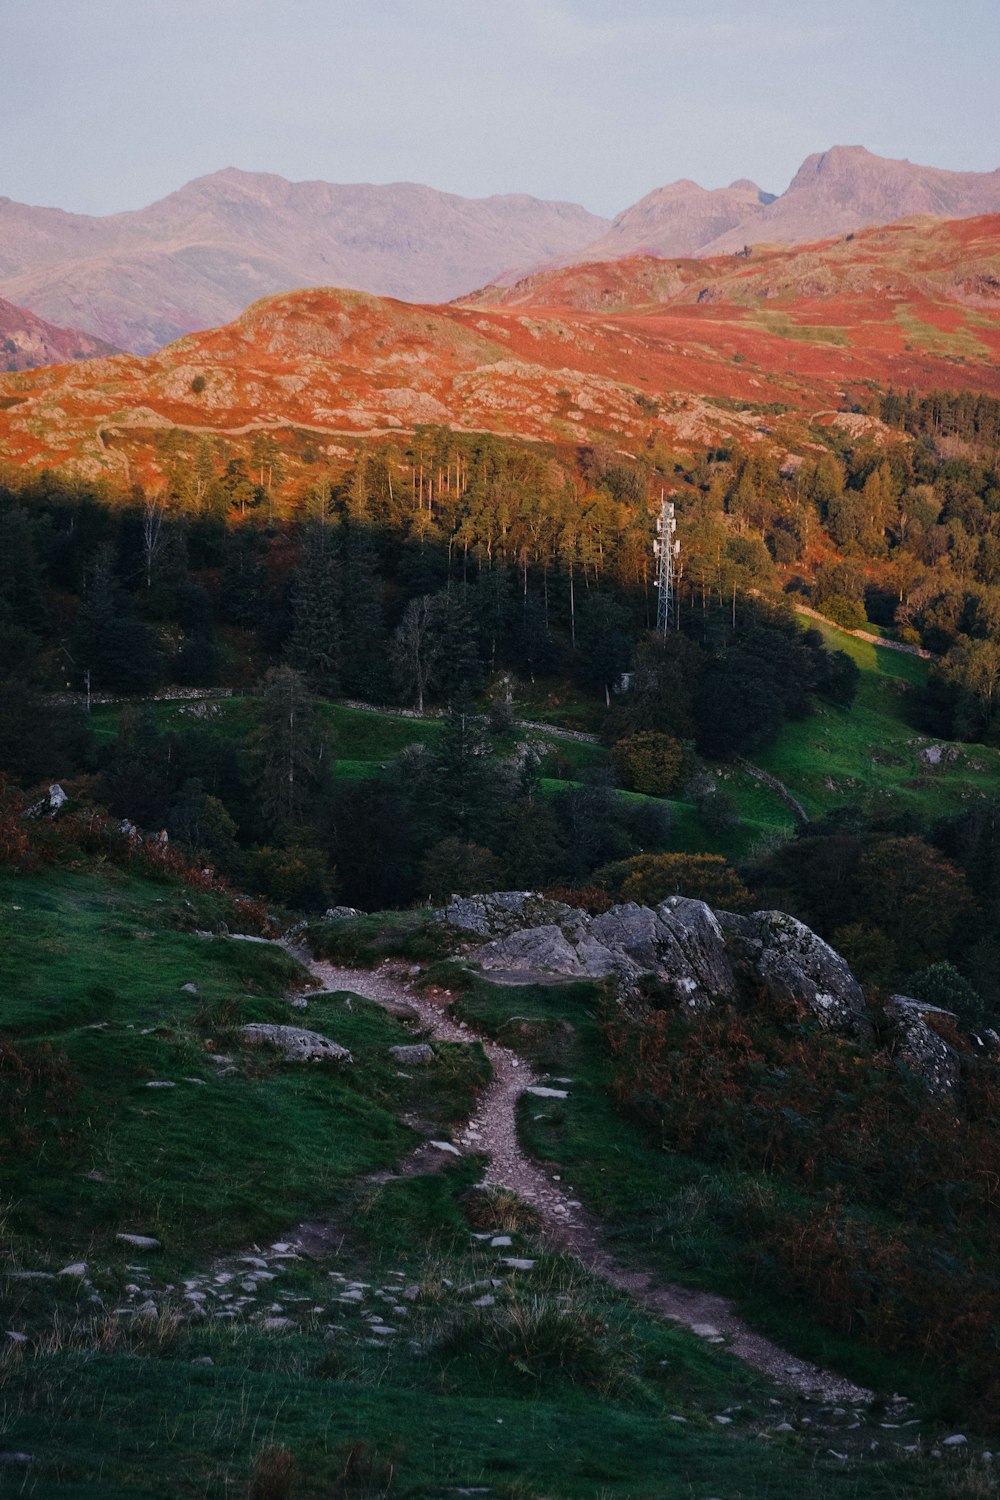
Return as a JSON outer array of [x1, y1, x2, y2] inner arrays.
[[749, 614, 1000, 824], [88, 621, 1000, 870], [0, 866, 485, 1260], [0, 864, 969, 1498]]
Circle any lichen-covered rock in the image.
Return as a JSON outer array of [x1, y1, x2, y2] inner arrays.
[[589, 898, 735, 1008], [730, 911, 866, 1033], [240, 1024, 352, 1063], [478, 923, 619, 978], [445, 892, 575, 940], [655, 898, 736, 1005], [886, 995, 962, 1094]]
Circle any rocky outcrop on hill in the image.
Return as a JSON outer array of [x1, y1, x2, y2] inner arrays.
[[444, 892, 864, 1032], [441, 893, 984, 1095], [721, 910, 866, 1034]]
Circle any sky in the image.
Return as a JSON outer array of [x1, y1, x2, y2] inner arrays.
[[2, 0, 999, 219]]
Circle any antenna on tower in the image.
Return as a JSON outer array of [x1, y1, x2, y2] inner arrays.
[[653, 491, 679, 634]]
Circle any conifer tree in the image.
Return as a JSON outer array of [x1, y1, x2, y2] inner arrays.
[[289, 523, 343, 693]]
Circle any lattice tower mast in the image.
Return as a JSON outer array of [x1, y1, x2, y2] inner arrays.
[[654, 495, 679, 634]]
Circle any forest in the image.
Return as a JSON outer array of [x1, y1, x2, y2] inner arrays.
[[0, 403, 998, 1026]]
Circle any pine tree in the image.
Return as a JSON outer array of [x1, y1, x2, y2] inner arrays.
[[339, 523, 387, 699], [249, 667, 331, 827], [289, 523, 343, 693]]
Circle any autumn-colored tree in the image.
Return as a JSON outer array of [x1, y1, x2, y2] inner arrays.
[[596, 852, 752, 910], [609, 732, 685, 797]]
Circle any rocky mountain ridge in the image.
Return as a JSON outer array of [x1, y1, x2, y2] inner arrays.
[[567, 146, 1000, 264], [0, 169, 609, 354], [2, 147, 999, 358]]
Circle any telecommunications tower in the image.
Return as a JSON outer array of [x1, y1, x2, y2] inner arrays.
[[654, 495, 680, 634]]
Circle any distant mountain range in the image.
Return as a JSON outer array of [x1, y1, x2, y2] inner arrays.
[[1, 147, 999, 356], [0, 296, 119, 371], [0, 172, 608, 354], [577, 147, 1000, 263]]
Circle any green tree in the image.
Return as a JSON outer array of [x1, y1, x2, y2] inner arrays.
[[392, 595, 443, 713], [419, 837, 504, 901], [249, 667, 332, 827], [289, 524, 343, 693]]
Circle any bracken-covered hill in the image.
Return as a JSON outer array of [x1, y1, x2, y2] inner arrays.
[[1, 214, 998, 483]]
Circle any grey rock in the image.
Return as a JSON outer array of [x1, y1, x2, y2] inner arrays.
[[886, 996, 962, 1094], [654, 898, 737, 1004], [524, 1085, 568, 1099], [181, 983, 199, 994], [429, 1140, 462, 1156], [191, 1356, 214, 1365], [388, 1044, 436, 1066], [240, 1024, 352, 1064], [6, 1271, 54, 1281], [58, 1262, 87, 1277], [115, 1234, 161, 1250], [500, 1257, 536, 1271], [734, 911, 866, 1033], [445, 891, 574, 939], [262, 1316, 295, 1330], [942, 1434, 967, 1446], [5, 1332, 28, 1344], [324, 905, 360, 919], [0, 1453, 33, 1465], [479, 922, 621, 979]]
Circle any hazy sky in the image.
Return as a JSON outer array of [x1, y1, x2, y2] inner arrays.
[[3, 0, 998, 218]]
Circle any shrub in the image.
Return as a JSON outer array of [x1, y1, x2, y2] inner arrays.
[[249, 1445, 296, 1500], [419, 838, 504, 902], [819, 594, 868, 630], [904, 961, 991, 1031], [609, 731, 685, 796], [696, 789, 741, 834], [595, 852, 753, 910], [460, 1185, 542, 1235], [433, 1290, 632, 1395]]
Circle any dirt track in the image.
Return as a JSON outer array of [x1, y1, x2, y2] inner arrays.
[[306, 955, 874, 1404]]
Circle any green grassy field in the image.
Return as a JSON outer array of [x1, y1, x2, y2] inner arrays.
[[0, 867, 488, 1262], [746, 614, 1000, 824]]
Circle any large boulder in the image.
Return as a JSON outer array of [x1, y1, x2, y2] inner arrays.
[[240, 1024, 352, 1063], [885, 995, 962, 1094], [448, 892, 871, 1033], [590, 898, 735, 1008], [730, 911, 866, 1033]]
